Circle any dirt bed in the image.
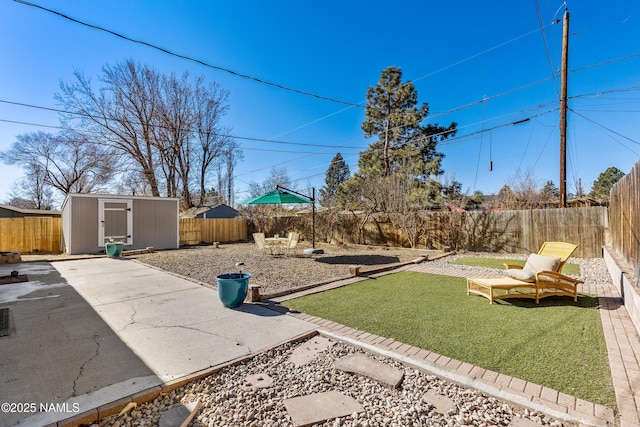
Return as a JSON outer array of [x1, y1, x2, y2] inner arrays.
[[131, 242, 438, 297]]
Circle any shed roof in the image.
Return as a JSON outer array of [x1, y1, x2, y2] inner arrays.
[[181, 203, 240, 218]]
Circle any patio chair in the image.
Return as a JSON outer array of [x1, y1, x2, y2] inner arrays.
[[252, 232, 271, 256], [285, 231, 300, 256], [503, 242, 582, 303]]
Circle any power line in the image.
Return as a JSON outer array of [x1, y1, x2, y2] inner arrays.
[[571, 108, 640, 148], [0, 104, 560, 175], [570, 84, 640, 99], [410, 28, 541, 84], [0, 94, 560, 154], [0, 99, 368, 150], [0, 117, 365, 154], [571, 52, 640, 74], [430, 76, 555, 119], [533, 0, 561, 95], [12, 0, 361, 107]]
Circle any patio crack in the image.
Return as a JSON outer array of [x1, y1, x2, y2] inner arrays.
[[164, 324, 249, 350], [120, 301, 138, 331], [72, 334, 101, 397]]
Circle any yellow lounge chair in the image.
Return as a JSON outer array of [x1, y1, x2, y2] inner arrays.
[[503, 242, 583, 303]]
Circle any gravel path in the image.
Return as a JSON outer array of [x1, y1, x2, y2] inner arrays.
[[131, 243, 436, 297]]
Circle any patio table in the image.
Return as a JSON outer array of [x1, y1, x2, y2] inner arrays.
[[265, 236, 288, 255]]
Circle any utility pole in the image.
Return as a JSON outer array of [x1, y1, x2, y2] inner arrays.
[[559, 9, 570, 208]]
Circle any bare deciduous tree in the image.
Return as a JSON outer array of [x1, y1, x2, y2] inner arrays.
[[157, 71, 195, 205], [0, 130, 115, 201], [56, 60, 237, 207], [495, 169, 545, 209], [193, 78, 232, 206], [58, 61, 163, 196], [8, 163, 55, 210]]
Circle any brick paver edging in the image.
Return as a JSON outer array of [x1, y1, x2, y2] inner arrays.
[[300, 323, 614, 427]]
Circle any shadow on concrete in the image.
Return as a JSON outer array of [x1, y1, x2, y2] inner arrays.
[[233, 302, 285, 317], [0, 261, 157, 426], [315, 255, 400, 266]]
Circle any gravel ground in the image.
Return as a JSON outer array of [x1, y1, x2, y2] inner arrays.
[[94, 337, 565, 427], [131, 242, 438, 297]]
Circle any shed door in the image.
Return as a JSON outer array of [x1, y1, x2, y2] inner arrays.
[[98, 199, 133, 246]]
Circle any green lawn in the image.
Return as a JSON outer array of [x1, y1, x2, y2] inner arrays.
[[451, 256, 581, 276], [283, 271, 614, 407]]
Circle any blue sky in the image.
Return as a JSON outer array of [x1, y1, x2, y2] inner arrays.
[[1, 0, 639, 206]]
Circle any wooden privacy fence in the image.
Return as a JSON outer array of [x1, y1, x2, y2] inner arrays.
[[472, 207, 607, 258], [0, 217, 62, 253], [609, 161, 640, 271], [179, 218, 248, 245], [0, 207, 610, 257], [323, 207, 607, 258]]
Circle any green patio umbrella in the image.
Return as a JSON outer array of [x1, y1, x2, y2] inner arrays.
[[242, 188, 312, 205], [242, 187, 322, 253]]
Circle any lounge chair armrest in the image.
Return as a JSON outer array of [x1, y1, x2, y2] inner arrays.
[[535, 270, 584, 284], [504, 263, 524, 270]]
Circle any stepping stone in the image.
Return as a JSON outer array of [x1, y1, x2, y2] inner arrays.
[[159, 401, 201, 427], [284, 391, 363, 427], [239, 373, 273, 391], [422, 390, 456, 414], [334, 353, 404, 388], [508, 417, 544, 427], [288, 335, 335, 366]]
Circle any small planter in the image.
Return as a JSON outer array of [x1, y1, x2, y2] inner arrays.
[[106, 242, 124, 258], [216, 273, 251, 308]]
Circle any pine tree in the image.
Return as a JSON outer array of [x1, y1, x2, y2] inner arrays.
[[319, 153, 350, 206], [540, 180, 559, 200], [359, 66, 456, 181], [590, 167, 625, 201]]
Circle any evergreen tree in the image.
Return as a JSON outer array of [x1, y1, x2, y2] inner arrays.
[[540, 180, 559, 200], [359, 66, 456, 181], [590, 167, 625, 201], [319, 153, 350, 206]]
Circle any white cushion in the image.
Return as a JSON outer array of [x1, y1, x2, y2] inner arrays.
[[505, 268, 535, 281], [505, 253, 562, 282]]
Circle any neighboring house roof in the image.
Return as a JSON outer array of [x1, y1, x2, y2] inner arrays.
[[0, 203, 61, 218], [181, 203, 240, 219], [444, 202, 467, 212]]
